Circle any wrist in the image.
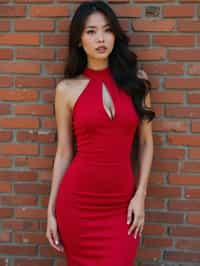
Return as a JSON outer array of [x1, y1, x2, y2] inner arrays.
[[47, 206, 55, 217], [135, 187, 147, 197]]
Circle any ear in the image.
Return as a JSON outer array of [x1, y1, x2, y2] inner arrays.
[[137, 69, 149, 80]]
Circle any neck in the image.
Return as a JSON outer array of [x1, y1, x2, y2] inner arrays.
[[87, 61, 108, 71]]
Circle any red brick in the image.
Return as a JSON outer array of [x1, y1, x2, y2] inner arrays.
[[15, 157, 53, 169], [176, 239, 200, 249], [30, 6, 69, 17], [154, 148, 185, 159], [165, 78, 200, 89], [188, 64, 200, 75], [0, 118, 39, 129], [152, 160, 178, 172], [189, 147, 200, 159], [15, 232, 47, 244], [188, 93, 200, 103], [57, 19, 70, 32], [16, 0, 52, 2], [0, 6, 25, 17], [14, 104, 53, 115], [137, 248, 161, 261], [185, 188, 200, 199], [166, 251, 200, 262], [168, 135, 200, 145], [152, 91, 183, 103], [0, 104, 10, 114], [0, 62, 40, 74], [15, 19, 54, 31], [0, 157, 11, 167], [168, 200, 200, 211], [0, 208, 13, 218], [192, 121, 200, 132], [0, 195, 37, 206], [0, 21, 9, 31], [187, 214, 200, 224], [45, 63, 65, 74], [16, 131, 55, 143], [0, 131, 12, 141], [0, 89, 38, 101], [0, 182, 11, 192], [0, 171, 37, 181], [169, 225, 200, 237], [41, 118, 56, 129], [143, 63, 184, 74], [16, 47, 54, 60], [0, 232, 10, 242], [15, 258, 52, 266], [112, 6, 141, 17], [0, 34, 39, 45], [132, 19, 176, 32], [14, 183, 50, 194], [57, 47, 68, 60], [0, 48, 12, 59], [178, 20, 200, 32], [153, 35, 194, 46], [0, 245, 36, 256], [134, 48, 165, 60], [129, 34, 150, 46], [1, 143, 39, 155], [144, 237, 172, 248], [168, 49, 200, 61], [135, 0, 175, 2], [15, 76, 55, 88], [147, 211, 183, 224], [163, 5, 194, 17], [2, 220, 39, 231], [0, 77, 12, 89], [168, 174, 200, 185], [15, 208, 46, 219], [182, 162, 200, 173], [166, 106, 200, 118], [43, 34, 68, 46], [148, 185, 181, 198]]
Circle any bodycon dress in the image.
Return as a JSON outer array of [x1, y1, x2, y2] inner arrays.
[[55, 66, 140, 266]]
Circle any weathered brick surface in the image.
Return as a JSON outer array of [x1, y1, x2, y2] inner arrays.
[[0, 1, 199, 265]]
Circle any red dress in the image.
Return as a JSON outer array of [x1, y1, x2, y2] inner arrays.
[[55, 66, 140, 266]]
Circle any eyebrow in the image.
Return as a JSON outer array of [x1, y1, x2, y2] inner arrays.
[[85, 23, 110, 29]]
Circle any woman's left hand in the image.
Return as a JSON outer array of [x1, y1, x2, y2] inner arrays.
[[127, 191, 146, 239]]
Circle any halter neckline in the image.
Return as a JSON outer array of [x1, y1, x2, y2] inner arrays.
[[83, 66, 111, 79]]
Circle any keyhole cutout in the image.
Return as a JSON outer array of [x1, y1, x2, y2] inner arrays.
[[102, 82, 115, 120]]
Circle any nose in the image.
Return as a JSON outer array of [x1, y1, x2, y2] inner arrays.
[[96, 32, 105, 42]]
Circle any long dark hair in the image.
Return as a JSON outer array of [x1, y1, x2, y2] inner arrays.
[[63, 0, 156, 164]]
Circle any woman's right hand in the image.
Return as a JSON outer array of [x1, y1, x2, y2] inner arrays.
[[46, 213, 64, 253]]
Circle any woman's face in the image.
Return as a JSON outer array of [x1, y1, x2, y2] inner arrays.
[[80, 12, 115, 65]]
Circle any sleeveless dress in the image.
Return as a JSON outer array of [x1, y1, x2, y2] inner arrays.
[[55, 66, 140, 266]]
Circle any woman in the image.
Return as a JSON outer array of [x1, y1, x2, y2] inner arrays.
[[46, 1, 155, 265]]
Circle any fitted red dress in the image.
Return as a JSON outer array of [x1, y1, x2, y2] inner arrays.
[[55, 66, 140, 266]]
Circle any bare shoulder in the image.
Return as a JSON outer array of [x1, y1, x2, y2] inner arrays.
[[55, 74, 90, 110]]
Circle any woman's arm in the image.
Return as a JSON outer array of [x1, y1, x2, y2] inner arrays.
[[135, 70, 154, 197], [47, 80, 74, 217], [127, 70, 154, 238]]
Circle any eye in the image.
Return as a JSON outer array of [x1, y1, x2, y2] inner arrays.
[[105, 28, 112, 32], [86, 30, 95, 34]]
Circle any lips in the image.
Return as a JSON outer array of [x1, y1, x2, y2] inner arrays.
[[96, 46, 107, 51]]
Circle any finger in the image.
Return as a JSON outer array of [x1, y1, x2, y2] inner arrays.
[[49, 231, 64, 252], [127, 205, 132, 225], [128, 216, 138, 235], [133, 225, 140, 239]]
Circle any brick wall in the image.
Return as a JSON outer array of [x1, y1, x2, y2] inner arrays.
[[0, 1, 200, 266]]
